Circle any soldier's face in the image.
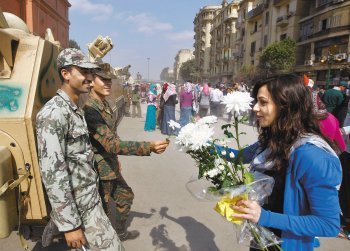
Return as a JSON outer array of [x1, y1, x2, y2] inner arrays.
[[64, 66, 93, 94], [91, 75, 112, 99]]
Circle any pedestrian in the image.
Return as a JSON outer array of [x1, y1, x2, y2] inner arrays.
[[144, 83, 158, 131], [161, 83, 178, 135], [322, 81, 347, 115], [209, 84, 223, 117], [179, 82, 194, 127], [222, 74, 342, 250], [198, 83, 210, 118], [36, 48, 124, 250], [131, 84, 142, 118], [83, 69, 169, 241], [305, 76, 346, 153]]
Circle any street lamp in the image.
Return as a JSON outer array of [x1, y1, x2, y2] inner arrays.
[[147, 57, 150, 82]]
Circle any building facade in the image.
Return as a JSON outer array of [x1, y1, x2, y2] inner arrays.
[[209, 0, 240, 83], [173, 49, 194, 83], [295, 0, 350, 86], [0, 0, 71, 48], [193, 5, 222, 81], [193, 0, 349, 85]]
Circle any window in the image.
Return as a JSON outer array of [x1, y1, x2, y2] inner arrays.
[[280, 34, 287, 40], [265, 12, 269, 26], [264, 35, 268, 47], [251, 41, 256, 54], [254, 21, 258, 32], [321, 19, 327, 30]]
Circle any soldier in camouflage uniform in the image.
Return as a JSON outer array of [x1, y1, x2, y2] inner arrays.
[[123, 82, 132, 116], [36, 48, 124, 251], [84, 69, 169, 241]]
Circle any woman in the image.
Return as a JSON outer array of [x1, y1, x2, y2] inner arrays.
[[198, 83, 210, 118], [144, 84, 158, 131], [229, 74, 342, 250], [161, 83, 178, 135], [179, 82, 194, 127]]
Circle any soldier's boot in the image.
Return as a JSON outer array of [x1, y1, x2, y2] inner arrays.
[[41, 219, 61, 247], [116, 220, 140, 241]]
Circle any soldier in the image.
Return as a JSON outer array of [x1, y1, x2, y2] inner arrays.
[[83, 69, 169, 241], [123, 82, 132, 116], [36, 48, 124, 251]]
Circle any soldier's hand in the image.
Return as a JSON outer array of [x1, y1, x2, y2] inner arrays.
[[150, 140, 169, 154], [64, 228, 87, 249]]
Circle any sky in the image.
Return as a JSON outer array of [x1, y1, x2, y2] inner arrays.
[[69, 0, 222, 81]]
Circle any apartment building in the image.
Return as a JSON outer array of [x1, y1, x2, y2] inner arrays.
[[0, 0, 71, 47], [193, 4, 222, 81], [295, 0, 350, 86], [173, 49, 194, 83], [209, 0, 240, 83]]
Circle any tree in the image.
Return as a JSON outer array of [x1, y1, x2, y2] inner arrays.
[[69, 39, 81, 50], [160, 67, 169, 81], [259, 38, 296, 75], [179, 59, 199, 82], [236, 64, 258, 86]]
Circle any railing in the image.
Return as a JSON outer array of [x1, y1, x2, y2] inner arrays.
[[247, 3, 265, 19]]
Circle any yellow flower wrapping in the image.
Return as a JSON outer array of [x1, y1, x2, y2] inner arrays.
[[214, 194, 248, 225]]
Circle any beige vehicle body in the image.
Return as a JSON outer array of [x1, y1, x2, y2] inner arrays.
[[0, 12, 124, 239]]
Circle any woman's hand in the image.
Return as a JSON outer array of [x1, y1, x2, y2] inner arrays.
[[230, 199, 262, 223]]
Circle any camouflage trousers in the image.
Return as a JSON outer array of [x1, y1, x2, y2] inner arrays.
[[100, 175, 134, 233], [76, 201, 124, 251]]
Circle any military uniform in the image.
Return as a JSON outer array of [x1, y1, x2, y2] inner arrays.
[[36, 48, 123, 251], [123, 84, 132, 116], [84, 94, 151, 235], [131, 89, 142, 118]]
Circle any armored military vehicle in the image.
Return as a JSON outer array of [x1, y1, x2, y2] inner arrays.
[[0, 11, 124, 247]]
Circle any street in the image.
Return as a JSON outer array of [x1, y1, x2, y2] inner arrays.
[[1, 102, 350, 251]]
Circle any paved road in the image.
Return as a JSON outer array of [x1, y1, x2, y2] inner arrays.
[[1, 103, 350, 250]]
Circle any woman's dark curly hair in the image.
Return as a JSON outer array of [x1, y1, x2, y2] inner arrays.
[[252, 73, 330, 171]]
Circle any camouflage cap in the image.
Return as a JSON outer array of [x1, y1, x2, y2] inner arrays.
[[57, 48, 100, 69], [95, 69, 113, 80]]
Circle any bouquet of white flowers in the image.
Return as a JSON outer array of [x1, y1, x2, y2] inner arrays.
[[175, 91, 282, 250]]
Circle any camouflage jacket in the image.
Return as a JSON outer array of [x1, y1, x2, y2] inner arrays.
[[84, 95, 151, 180], [36, 89, 100, 232]]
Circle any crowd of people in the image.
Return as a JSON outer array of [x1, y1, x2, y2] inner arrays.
[[123, 80, 252, 137], [35, 48, 350, 251]]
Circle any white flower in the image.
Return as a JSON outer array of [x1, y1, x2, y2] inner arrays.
[[168, 120, 181, 130], [221, 92, 254, 116], [205, 168, 220, 178], [229, 152, 235, 158], [175, 123, 214, 151], [221, 150, 226, 156], [196, 115, 218, 125]]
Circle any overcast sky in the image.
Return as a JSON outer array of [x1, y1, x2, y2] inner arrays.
[[69, 0, 221, 81]]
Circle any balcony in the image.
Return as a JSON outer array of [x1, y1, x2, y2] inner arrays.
[[309, 25, 350, 40], [247, 1, 269, 20], [273, 0, 288, 6], [276, 15, 289, 27], [224, 12, 238, 21]]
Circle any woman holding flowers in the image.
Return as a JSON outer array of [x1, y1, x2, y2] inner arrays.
[[230, 74, 342, 250]]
